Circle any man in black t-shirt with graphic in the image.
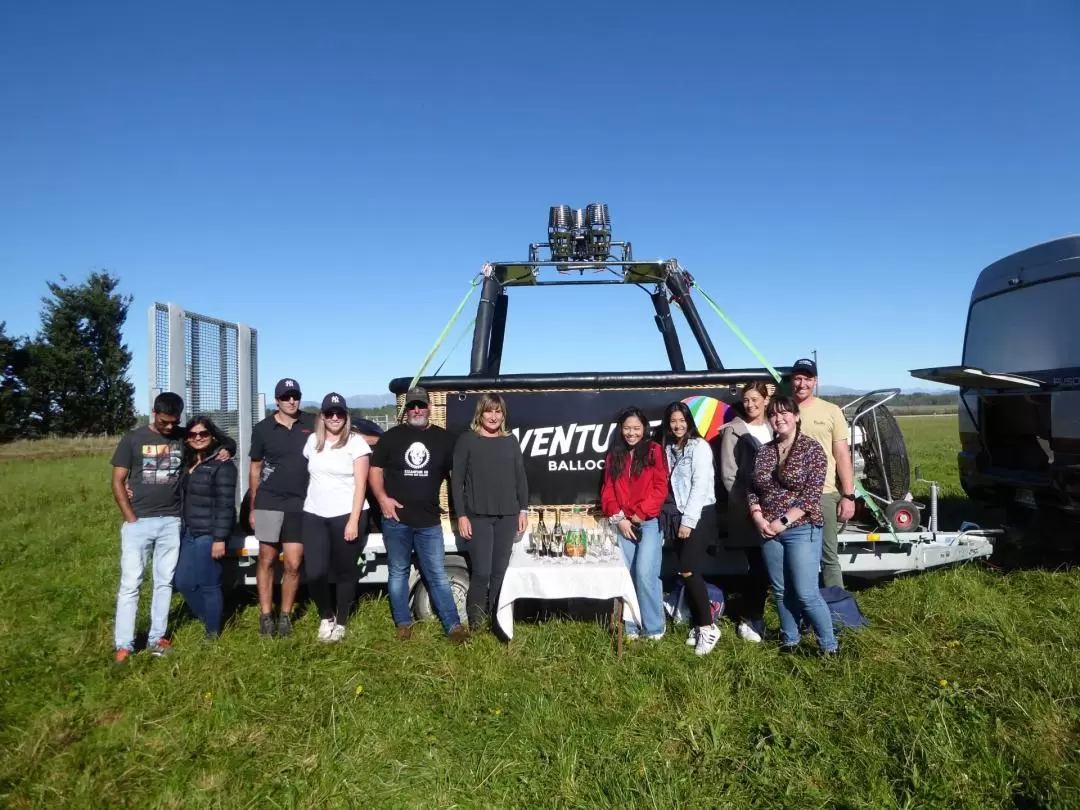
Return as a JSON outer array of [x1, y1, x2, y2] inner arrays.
[[248, 377, 315, 637], [369, 387, 468, 643]]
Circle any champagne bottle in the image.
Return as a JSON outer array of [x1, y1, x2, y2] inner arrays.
[[552, 509, 565, 557], [536, 509, 548, 556]]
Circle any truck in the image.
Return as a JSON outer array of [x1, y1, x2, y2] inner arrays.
[[911, 234, 1080, 528]]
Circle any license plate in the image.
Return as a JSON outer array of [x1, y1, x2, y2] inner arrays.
[[1014, 489, 1036, 508]]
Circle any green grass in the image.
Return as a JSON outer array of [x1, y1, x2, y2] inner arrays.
[[1, 417, 1079, 808]]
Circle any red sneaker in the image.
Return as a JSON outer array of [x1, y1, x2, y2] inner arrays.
[[149, 638, 173, 657]]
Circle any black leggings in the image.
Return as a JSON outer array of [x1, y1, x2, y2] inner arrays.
[[741, 545, 770, 624], [677, 505, 716, 628], [465, 514, 517, 628], [302, 511, 367, 623]]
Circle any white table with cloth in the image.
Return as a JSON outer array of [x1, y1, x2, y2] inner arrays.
[[495, 542, 643, 656]]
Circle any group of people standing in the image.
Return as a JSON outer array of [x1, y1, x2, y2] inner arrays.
[[109, 382, 530, 661], [109, 357, 853, 662]]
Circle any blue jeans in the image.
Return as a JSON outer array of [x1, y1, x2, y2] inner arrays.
[[382, 519, 462, 635], [114, 516, 182, 651], [761, 523, 838, 652], [618, 518, 665, 637], [174, 532, 224, 635]]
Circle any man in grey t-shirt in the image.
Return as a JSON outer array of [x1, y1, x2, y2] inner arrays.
[[110, 392, 186, 662]]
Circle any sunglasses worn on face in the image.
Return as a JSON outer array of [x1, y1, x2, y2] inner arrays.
[[279, 394, 300, 402], [323, 411, 346, 421], [406, 403, 429, 411], [188, 430, 210, 438]]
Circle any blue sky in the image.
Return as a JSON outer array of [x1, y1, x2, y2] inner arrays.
[[2, 2, 1078, 412]]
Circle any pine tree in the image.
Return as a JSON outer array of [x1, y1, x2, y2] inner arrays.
[[0, 322, 33, 441], [30, 273, 137, 435]]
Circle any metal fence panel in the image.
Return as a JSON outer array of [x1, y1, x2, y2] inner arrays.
[[149, 303, 260, 505]]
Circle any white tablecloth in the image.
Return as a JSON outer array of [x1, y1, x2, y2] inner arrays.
[[495, 542, 643, 640]]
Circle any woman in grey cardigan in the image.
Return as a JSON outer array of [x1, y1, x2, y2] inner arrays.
[[452, 392, 529, 632], [719, 381, 773, 642]]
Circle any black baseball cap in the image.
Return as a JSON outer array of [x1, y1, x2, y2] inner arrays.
[[275, 378, 302, 399], [405, 386, 430, 407], [321, 392, 347, 413], [791, 358, 818, 378]]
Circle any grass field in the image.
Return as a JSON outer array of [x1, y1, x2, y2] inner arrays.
[[1, 416, 1078, 808]]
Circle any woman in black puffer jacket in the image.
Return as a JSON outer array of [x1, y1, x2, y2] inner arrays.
[[175, 416, 237, 639]]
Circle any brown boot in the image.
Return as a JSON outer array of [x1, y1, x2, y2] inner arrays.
[[396, 624, 413, 641], [448, 625, 471, 645]]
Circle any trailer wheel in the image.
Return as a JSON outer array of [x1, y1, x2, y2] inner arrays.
[[412, 564, 470, 624], [885, 500, 919, 532]]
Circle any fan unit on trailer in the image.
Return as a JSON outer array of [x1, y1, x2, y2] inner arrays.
[[843, 390, 919, 533]]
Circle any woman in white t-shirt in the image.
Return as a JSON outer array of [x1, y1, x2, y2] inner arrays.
[[302, 392, 372, 642]]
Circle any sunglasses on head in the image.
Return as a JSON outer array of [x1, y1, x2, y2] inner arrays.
[[188, 429, 211, 439]]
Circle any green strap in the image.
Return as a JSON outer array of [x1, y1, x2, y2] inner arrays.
[[691, 282, 783, 384], [397, 278, 480, 419]]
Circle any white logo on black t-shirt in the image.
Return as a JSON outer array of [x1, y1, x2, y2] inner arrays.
[[405, 441, 430, 474]]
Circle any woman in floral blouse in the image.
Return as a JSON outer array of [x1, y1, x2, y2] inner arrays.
[[747, 395, 839, 655]]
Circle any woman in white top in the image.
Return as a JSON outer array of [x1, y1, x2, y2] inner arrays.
[[719, 381, 773, 643], [302, 392, 371, 642]]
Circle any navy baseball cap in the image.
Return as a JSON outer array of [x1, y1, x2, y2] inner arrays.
[[275, 378, 302, 399], [791, 358, 818, 378], [321, 392, 347, 413]]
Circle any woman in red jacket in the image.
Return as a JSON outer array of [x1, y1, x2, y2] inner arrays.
[[601, 406, 670, 640]]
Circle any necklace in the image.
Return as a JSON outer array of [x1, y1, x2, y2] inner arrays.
[[777, 437, 795, 466]]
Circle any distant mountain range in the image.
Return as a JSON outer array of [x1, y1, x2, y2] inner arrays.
[[819, 385, 952, 395]]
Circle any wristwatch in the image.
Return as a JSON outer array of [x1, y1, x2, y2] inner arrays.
[[842, 493, 857, 502], [778, 515, 789, 526]]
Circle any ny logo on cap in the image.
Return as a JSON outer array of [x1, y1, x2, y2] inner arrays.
[[331, 395, 341, 403], [285, 380, 296, 388]]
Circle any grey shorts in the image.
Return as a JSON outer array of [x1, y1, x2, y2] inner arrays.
[[253, 509, 304, 545]]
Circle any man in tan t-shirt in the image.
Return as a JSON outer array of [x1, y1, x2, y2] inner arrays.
[[790, 358, 855, 588]]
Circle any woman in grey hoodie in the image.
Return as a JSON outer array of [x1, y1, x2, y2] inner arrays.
[[719, 381, 773, 642]]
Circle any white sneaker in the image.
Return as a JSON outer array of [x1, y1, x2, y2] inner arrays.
[[317, 618, 336, 642], [737, 621, 763, 644], [695, 624, 720, 656], [329, 623, 347, 642], [685, 627, 698, 646], [644, 633, 665, 641]]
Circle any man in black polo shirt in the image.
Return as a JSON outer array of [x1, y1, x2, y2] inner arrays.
[[249, 377, 315, 637]]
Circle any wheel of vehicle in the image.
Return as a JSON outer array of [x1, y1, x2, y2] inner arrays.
[[412, 564, 470, 623], [885, 500, 920, 533]]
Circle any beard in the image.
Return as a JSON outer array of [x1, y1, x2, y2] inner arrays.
[[407, 413, 430, 429]]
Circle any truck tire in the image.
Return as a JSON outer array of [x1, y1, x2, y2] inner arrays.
[[412, 563, 470, 623]]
